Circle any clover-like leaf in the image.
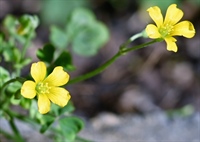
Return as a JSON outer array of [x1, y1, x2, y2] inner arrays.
[[54, 51, 75, 71], [66, 7, 95, 40], [37, 44, 55, 63], [59, 117, 84, 141], [50, 26, 68, 48], [72, 21, 109, 56]]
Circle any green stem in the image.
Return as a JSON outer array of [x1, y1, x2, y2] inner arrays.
[[0, 77, 25, 107], [76, 136, 93, 142], [69, 38, 162, 84], [122, 38, 162, 53], [130, 32, 144, 42], [21, 29, 33, 61], [120, 32, 144, 49], [9, 118, 25, 142], [1, 77, 25, 90], [0, 129, 15, 140], [68, 51, 121, 84]]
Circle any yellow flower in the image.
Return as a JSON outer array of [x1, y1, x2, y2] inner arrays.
[[145, 4, 195, 52], [21, 61, 71, 114]]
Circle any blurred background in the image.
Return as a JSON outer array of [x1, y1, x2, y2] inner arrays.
[[0, 0, 199, 117], [0, 0, 199, 141]]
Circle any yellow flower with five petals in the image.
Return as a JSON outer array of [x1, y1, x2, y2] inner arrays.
[[21, 61, 71, 114], [145, 4, 195, 52]]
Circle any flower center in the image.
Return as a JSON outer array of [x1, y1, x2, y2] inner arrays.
[[159, 24, 174, 38], [36, 82, 51, 94]]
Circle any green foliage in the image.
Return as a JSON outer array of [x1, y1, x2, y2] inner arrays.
[[72, 21, 109, 56], [50, 7, 109, 57], [54, 51, 76, 71], [17, 15, 39, 36], [0, 4, 109, 142], [50, 26, 69, 49], [3, 15, 39, 44], [40, 0, 89, 25], [0, 66, 10, 87], [58, 117, 84, 141], [37, 44, 55, 63], [1, 14, 39, 72]]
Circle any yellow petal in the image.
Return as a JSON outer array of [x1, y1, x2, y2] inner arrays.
[[147, 6, 163, 27], [165, 37, 178, 52], [21, 81, 36, 99], [164, 4, 183, 25], [145, 24, 161, 39], [44, 67, 69, 86], [48, 87, 71, 107], [31, 62, 46, 83], [172, 21, 195, 38], [38, 94, 50, 114]]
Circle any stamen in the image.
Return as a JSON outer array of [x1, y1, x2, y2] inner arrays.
[[159, 24, 174, 38], [36, 82, 51, 94]]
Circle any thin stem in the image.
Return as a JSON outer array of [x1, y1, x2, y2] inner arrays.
[[130, 32, 144, 42], [1, 77, 25, 91], [9, 118, 25, 142], [69, 38, 162, 84], [121, 39, 162, 54], [21, 29, 33, 60], [1, 78, 17, 91], [120, 32, 144, 49], [0, 77, 25, 107], [68, 52, 121, 84], [0, 78, 17, 106], [0, 129, 15, 140], [75, 136, 93, 142]]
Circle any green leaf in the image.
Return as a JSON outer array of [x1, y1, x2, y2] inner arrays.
[[14, 58, 32, 70], [3, 15, 39, 43], [59, 101, 75, 115], [7, 81, 21, 94], [72, 21, 109, 56], [3, 46, 21, 63], [0, 33, 7, 53], [0, 66, 10, 87], [51, 102, 74, 117], [16, 77, 26, 84], [50, 26, 68, 48], [30, 100, 38, 119], [3, 15, 17, 35], [37, 44, 55, 63], [17, 14, 39, 36], [93, 21, 109, 48], [66, 8, 95, 40], [59, 117, 84, 141], [39, 114, 55, 133], [20, 97, 32, 109], [10, 89, 21, 105], [54, 51, 76, 71], [40, 0, 88, 25]]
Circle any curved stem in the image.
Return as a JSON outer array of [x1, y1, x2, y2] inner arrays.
[[120, 32, 144, 49], [9, 118, 25, 142], [121, 38, 162, 53], [68, 52, 121, 84], [69, 38, 162, 84], [0, 129, 15, 140], [130, 32, 144, 42], [0, 77, 25, 107], [1, 77, 25, 94]]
